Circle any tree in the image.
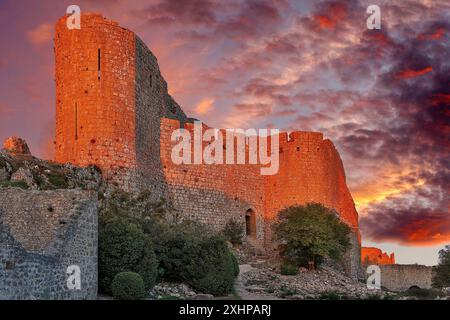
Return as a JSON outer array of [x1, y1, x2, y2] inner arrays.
[[98, 218, 158, 293], [273, 203, 351, 268], [432, 245, 450, 288]]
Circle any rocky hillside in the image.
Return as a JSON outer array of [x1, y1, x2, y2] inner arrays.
[[0, 137, 101, 191]]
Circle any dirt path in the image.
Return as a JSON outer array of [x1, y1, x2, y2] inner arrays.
[[234, 264, 281, 300]]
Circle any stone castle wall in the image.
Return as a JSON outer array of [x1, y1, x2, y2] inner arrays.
[[379, 265, 433, 292], [54, 13, 361, 275], [0, 189, 98, 300], [160, 118, 266, 239]]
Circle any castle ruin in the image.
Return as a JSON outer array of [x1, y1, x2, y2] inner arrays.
[[54, 13, 361, 276]]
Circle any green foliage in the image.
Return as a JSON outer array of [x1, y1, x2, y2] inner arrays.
[[279, 286, 298, 298], [403, 287, 440, 299], [98, 218, 158, 293], [280, 263, 299, 276], [273, 203, 351, 268], [46, 172, 69, 188], [231, 252, 240, 277], [223, 219, 244, 245], [111, 272, 146, 300], [432, 245, 450, 288], [99, 190, 238, 297], [318, 291, 349, 300], [147, 221, 239, 296], [0, 180, 29, 189]]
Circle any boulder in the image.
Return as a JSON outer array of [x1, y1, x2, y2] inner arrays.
[[3, 137, 31, 156]]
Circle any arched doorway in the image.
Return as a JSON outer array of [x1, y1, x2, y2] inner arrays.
[[245, 209, 256, 238]]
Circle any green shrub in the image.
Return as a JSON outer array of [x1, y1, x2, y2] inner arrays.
[[98, 218, 158, 293], [280, 263, 298, 276], [432, 245, 450, 288], [46, 172, 69, 188], [223, 219, 244, 245], [231, 252, 240, 277], [319, 291, 349, 300], [279, 286, 298, 298], [403, 287, 440, 299], [111, 272, 146, 300], [0, 180, 29, 189], [148, 222, 238, 296], [274, 203, 351, 268]]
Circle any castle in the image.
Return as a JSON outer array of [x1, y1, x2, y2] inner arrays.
[[54, 13, 361, 276]]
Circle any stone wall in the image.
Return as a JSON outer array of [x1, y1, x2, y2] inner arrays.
[[0, 188, 98, 300], [160, 118, 266, 240], [379, 265, 433, 292]]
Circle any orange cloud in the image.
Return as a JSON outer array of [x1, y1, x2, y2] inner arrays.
[[395, 66, 433, 79], [418, 27, 445, 40], [316, 15, 334, 29], [431, 93, 450, 106], [195, 98, 215, 115], [27, 23, 53, 45], [399, 216, 450, 246]]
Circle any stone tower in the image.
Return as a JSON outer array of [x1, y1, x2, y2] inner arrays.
[[54, 13, 187, 192]]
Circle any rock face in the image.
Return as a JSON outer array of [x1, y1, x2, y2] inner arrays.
[[234, 260, 384, 300], [0, 148, 102, 190], [361, 247, 395, 265], [3, 136, 31, 156]]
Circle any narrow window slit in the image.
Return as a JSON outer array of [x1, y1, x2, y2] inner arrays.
[[75, 102, 78, 140], [97, 48, 101, 80]]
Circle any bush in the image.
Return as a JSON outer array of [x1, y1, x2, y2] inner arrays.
[[98, 218, 158, 293], [319, 291, 349, 300], [46, 172, 69, 188], [0, 180, 29, 189], [280, 263, 298, 276], [403, 287, 440, 299], [231, 252, 240, 277], [111, 272, 146, 300], [274, 203, 351, 268], [223, 219, 244, 245], [148, 222, 238, 296], [432, 245, 450, 288]]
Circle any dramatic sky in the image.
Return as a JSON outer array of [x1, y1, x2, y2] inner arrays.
[[0, 0, 448, 265]]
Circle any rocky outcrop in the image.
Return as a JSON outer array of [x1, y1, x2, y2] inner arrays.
[[0, 144, 102, 191], [3, 136, 31, 156], [362, 247, 395, 265]]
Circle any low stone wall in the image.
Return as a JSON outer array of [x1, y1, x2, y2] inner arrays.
[[380, 264, 434, 292], [0, 188, 98, 300]]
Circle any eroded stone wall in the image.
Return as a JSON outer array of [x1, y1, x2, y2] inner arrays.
[[380, 265, 433, 292], [0, 188, 98, 300]]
